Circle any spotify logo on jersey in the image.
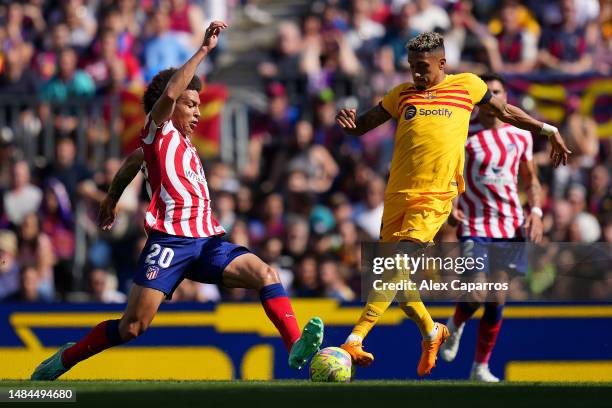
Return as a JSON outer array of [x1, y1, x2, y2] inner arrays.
[[404, 104, 417, 120]]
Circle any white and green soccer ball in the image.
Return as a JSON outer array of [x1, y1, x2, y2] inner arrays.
[[309, 347, 353, 382]]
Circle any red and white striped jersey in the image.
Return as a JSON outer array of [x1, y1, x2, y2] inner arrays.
[[139, 115, 225, 238], [458, 124, 533, 238]]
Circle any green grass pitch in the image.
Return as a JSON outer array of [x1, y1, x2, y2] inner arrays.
[[1, 380, 611, 408]]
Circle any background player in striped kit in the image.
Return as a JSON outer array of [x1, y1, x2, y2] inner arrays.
[[441, 72, 544, 382], [31, 21, 323, 381]]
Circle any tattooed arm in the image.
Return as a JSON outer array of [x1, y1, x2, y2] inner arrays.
[[335, 104, 392, 136], [99, 148, 144, 230]]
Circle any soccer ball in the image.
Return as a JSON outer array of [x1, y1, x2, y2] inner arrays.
[[309, 347, 353, 382]]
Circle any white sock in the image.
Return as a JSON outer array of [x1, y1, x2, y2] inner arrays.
[[346, 333, 363, 344], [425, 323, 439, 341], [472, 362, 487, 370]]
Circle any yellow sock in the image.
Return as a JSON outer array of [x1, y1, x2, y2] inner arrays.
[[399, 301, 435, 338], [351, 301, 390, 340]]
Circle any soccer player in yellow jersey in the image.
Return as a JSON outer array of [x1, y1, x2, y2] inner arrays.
[[335, 32, 570, 376]]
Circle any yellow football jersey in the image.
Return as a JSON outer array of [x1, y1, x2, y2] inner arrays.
[[381, 73, 489, 195]]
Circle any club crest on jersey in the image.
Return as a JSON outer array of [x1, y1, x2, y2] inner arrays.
[[404, 104, 417, 120], [146, 266, 160, 280], [424, 91, 436, 100]]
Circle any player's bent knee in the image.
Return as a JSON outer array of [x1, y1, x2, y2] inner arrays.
[[254, 264, 280, 289]]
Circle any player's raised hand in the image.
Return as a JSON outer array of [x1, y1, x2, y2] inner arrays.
[[549, 130, 571, 168], [202, 21, 228, 51], [336, 108, 357, 129], [524, 212, 543, 243], [98, 195, 119, 231]]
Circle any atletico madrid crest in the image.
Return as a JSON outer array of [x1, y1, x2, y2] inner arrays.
[[146, 266, 160, 280]]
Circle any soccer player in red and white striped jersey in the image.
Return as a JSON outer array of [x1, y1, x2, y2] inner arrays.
[[31, 22, 323, 381], [440, 73, 544, 382]]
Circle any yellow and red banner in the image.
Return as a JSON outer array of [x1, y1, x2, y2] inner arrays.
[[120, 83, 228, 156]]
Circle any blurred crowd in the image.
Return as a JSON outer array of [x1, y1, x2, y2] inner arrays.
[[0, 0, 610, 304]]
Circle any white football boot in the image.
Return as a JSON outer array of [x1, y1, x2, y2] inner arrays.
[[440, 317, 464, 362], [470, 363, 500, 382]]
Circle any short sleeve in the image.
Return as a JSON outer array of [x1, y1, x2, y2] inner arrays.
[[463, 73, 489, 105], [380, 84, 405, 119], [520, 133, 533, 162]]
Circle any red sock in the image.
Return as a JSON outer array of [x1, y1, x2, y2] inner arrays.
[[61, 320, 124, 368], [453, 302, 479, 327], [260, 283, 301, 351], [475, 304, 503, 364]]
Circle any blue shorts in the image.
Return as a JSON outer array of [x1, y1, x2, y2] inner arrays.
[[460, 236, 528, 275], [134, 231, 251, 298]]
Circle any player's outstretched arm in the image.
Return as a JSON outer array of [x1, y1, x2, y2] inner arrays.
[[519, 159, 543, 243], [479, 96, 571, 167], [99, 148, 144, 230], [335, 104, 391, 136], [150, 20, 227, 125]]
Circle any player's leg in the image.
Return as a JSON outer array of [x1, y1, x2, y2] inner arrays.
[[471, 263, 509, 382], [31, 231, 194, 380], [440, 300, 480, 362], [340, 200, 405, 366], [189, 239, 323, 369], [222, 252, 302, 350], [471, 300, 503, 382], [31, 284, 165, 380], [441, 238, 490, 362], [392, 198, 453, 376]]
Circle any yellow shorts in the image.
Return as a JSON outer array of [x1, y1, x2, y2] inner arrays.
[[380, 192, 456, 243]]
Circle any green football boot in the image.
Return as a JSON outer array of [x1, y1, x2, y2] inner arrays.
[[288, 317, 324, 369], [31, 342, 75, 381]]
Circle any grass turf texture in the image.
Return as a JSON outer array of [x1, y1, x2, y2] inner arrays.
[[1, 380, 611, 408]]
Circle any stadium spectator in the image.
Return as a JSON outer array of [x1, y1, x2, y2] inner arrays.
[[0, 129, 16, 193], [17, 213, 55, 300], [301, 29, 361, 96], [345, 0, 385, 60], [560, 95, 599, 167], [353, 176, 385, 240], [0, 43, 39, 99], [85, 29, 143, 93], [537, 0, 598, 74], [40, 179, 75, 295], [588, 165, 611, 216], [381, 3, 419, 70], [88, 268, 127, 304], [33, 23, 70, 81], [285, 120, 339, 194], [284, 216, 310, 260], [142, 9, 192, 81], [245, 82, 298, 184], [409, 0, 451, 33], [4, 1, 46, 45], [292, 253, 321, 297], [42, 137, 104, 206], [44, 0, 96, 53], [5, 264, 50, 303], [39, 47, 95, 103], [0, 230, 20, 301], [486, 0, 539, 73], [319, 256, 355, 301], [3, 160, 42, 226], [258, 21, 304, 83]]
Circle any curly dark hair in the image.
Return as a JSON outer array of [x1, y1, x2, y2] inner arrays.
[[142, 68, 202, 114], [406, 32, 445, 53]]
